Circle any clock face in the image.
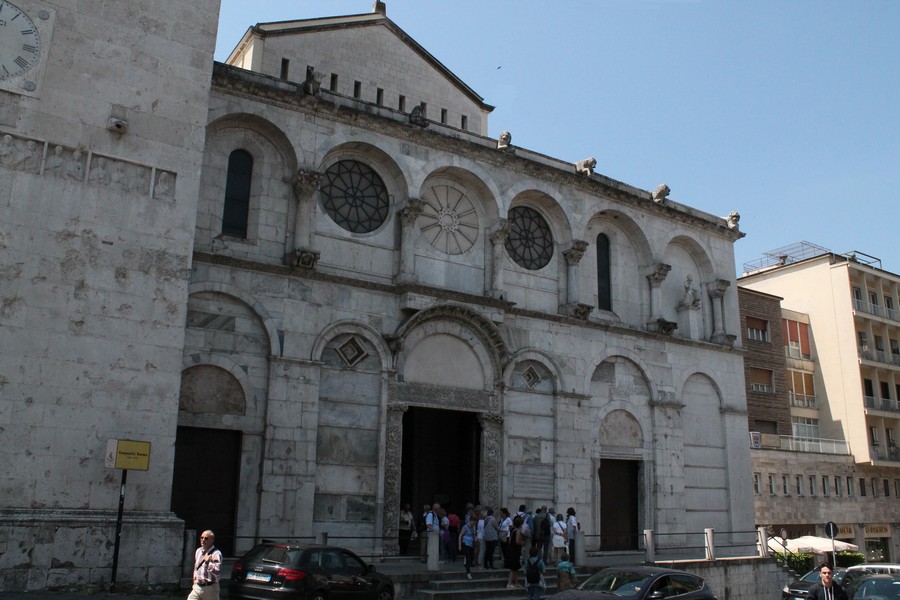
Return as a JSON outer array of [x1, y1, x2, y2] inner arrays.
[[0, 1, 40, 81]]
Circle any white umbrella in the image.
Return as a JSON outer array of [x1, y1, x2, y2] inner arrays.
[[769, 535, 858, 553]]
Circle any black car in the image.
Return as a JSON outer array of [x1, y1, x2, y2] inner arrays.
[[845, 573, 900, 599], [782, 568, 848, 599], [229, 543, 394, 600], [548, 565, 717, 599]]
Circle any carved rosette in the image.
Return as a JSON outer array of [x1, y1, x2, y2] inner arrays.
[[382, 403, 409, 555]]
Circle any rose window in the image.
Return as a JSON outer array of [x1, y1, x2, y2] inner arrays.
[[505, 206, 554, 270], [320, 160, 390, 234], [419, 184, 479, 255]]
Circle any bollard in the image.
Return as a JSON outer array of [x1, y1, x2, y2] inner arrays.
[[704, 528, 715, 561], [574, 529, 586, 566], [644, 530, 655, 563], [427, 530, 440, 572]]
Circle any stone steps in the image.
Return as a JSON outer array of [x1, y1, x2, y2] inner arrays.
[[414, 567, 565, 600]]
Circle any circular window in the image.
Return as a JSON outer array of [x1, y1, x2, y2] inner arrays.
[[419, 184, 480, 255], [320, 160, 390, 233], [505, 206, 554, 270]]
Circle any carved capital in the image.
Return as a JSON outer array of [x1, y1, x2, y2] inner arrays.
[[706, 278, 731, 299], [398, 198, 425, 226], [289, 169, 322, 199], [488, 219, 510, 245], [647, 263, 672, 286], [563, 240, 589, 266], [560, 302, 594, 320], [648, 318, 678, 335]]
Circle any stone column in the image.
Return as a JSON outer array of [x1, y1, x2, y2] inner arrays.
[[395, 198, 424, 284], [487, 220, 509, 300], [382, 403, 408, 555], [478, 412, 503, 510], [560, 240, 592, 319], [646, 263, 672, 332], [284, 169, 322, 269], [706, 278, 731, 344]]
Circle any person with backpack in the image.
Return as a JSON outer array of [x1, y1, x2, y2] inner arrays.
[[524, 546, 545, 600], [532, 507, 549, 565]]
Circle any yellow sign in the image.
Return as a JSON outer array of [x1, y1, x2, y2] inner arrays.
[[106, 439, 151, 471]]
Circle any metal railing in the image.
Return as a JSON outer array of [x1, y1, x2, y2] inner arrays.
[[641, 528, 762, 562], [790, 392, 817, 409], [855, 300, 900, 323], [864, 396, 900, 413]]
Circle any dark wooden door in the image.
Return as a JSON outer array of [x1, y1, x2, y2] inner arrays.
[[599, 459, 639, 550]]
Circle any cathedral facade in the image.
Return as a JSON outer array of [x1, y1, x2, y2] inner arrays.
[[0, 2, 752, 590]]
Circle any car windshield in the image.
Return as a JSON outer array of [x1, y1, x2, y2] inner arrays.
[[853, 578, 900, 599], [579, 569, 653, 597], [799, 570, 821, 583]]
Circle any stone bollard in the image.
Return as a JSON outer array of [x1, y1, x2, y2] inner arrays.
[[427, 530, 440, 571], [644, 529, 655, 563], [574, 530, 586, 566]]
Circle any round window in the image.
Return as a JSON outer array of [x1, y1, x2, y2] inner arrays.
[[419, 184, 479, 255], [505, 206, 554, 270], [320, 160, 390, 234]]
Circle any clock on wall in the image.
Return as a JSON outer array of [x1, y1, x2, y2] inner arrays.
[[0, 0, 54, 95]]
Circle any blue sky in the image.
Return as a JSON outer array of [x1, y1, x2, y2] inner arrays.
[[215, 1, 900, 275]]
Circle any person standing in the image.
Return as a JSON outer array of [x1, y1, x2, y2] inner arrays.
[[555, 552, 577, 591], [458, 516, 477, 580], [807, 563, 848, 600], [551, 513, 567, 565], [188, 530, 222, 600], [565, 507, 578, 564], [504, 515, 524, 589], [482, 508, 500, 569], [524, 546, 546, 600], [532, 507, 548, 564], [398, 503, 414, 555]]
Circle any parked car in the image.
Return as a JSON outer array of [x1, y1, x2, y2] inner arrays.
[[782, 568, 848, 600], [229, 543, 394, 600], [845, 573, 900, 599], [846, 564, 900, 578], [547, 565, 716, 599]]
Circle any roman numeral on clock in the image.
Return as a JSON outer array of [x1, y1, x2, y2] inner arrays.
[[14, 56, 27, 69]]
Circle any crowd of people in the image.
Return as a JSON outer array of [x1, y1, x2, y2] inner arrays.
[[398, 501, 580, 591]]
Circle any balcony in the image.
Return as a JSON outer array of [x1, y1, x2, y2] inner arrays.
[[789, 391, 818, 409], [864, 395, 900, 413], [858, 347, 900, 368], [869, 444, 900, 462], [854, 299, 900, 323], [758, 435, 849, 455]]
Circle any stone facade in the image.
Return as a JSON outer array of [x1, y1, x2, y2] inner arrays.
[[1, 3, 756, 591]]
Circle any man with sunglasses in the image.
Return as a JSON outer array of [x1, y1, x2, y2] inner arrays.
[[807, 563, 848, 600], [188, 530, 222, 600]]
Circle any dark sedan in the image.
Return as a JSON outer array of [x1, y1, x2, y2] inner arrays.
[[229, 543, 394, 600], [548, 565, 717, 599], [783, 568, 848, 599], [846, 574, 900, 599]]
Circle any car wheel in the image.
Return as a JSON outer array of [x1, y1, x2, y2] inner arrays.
[[310, 592, 327, 600], [376, 586, 394, 600]]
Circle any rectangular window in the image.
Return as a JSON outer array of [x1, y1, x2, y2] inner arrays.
[[376, 88, 384, 106], [399, 95, 406, 112], [809, 475, 817, 496], [796, 475, 803, 496], [749, 368, 774, 393], [853, 286, 863, 310], [789, 370, 816, 408], [859, 478, 867, 496], [895, 479, 900, 497], [753, 473, 761, 495], [847, 476, 855, 497], [783, 475, 790, 495], [783, 319, 811, 358], [887, 297, 895, 319], [769, 474, 776, 496], [280, 58, 290, 80], [858, 331, 869, 353], [460, 115, 468, 130], [884, 479, 891, 497], [872, 478, 879, 498], [747, 316, 770, 342], [353, 81, 361, 99], [870, 426, 880, 446], [881, 381, 891, 399], [440, 108, 448, 124], [793, 416, 820, 440], [834, 476, 841, 497], [330, 73, 339, 92], [822, 476, 829, 497]]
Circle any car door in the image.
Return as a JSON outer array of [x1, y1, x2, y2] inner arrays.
[[338, 549, 377, 599], [320, 548, 356, 599]]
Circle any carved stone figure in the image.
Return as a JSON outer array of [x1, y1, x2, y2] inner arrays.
[[726, 211, 740, 231], [301, 65, 321, 96], [89, 157, 110, 185], [575, 157, 596, 176], [652, 183, 670, 203], [497, 130, 512, 151], [155, 171, 172, 198], [15, 140, 41, 173], [45, 146, 65, 177], [0, 135, 14, 167], [110, 161, 127, 191], [680, 275, 700, 308], [409, 102, 428, 128], [65, 149, 84, 181]]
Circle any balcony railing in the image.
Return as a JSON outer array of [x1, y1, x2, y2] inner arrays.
[[789, 391, 818, 409], [758, 435, 850, 455], [855, 299, 900, 323], [864, 395, 900, 413], [869, 445, 900, 462], [858, 348, 900, 368]]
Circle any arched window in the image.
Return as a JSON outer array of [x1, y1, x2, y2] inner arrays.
[[222, 149, 253, 238], [597, 233, 611, 311]]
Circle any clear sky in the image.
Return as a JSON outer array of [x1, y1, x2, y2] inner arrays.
[[215, 1, 900, 275]]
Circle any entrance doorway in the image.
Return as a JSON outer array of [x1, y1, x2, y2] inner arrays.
[[599, 459, 640, 550], [400, 407, 480, 516], [171, 426, 242, 556]]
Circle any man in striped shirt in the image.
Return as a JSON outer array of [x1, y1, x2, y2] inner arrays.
[[188, 530, 222, 600]]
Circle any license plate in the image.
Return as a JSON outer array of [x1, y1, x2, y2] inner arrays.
[[246, 572, 271, 582]]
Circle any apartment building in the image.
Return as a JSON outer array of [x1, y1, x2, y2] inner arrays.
[[740, 242, 900, 562]]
